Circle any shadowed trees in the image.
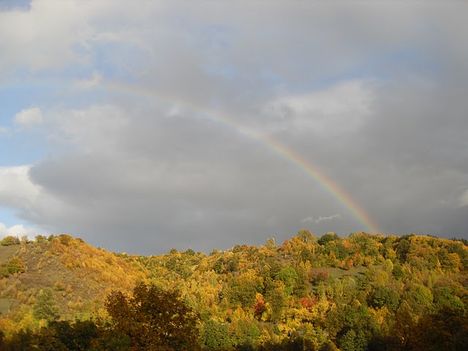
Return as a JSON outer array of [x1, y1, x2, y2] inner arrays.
[[2, 283, 199, 351], [106, 282, 200, 351]]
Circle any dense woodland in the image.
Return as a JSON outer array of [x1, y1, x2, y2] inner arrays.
[[0, 231, 467, 350]]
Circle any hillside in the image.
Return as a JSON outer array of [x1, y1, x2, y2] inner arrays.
[[0, 232, 467, 350], [0, 235, 147, 325]]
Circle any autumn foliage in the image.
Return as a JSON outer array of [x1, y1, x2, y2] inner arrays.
[[0, 232, 467, 350], [105, 282, 199, 350]]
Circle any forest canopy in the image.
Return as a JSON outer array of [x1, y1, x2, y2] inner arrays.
[[0, 232, 467, 350]]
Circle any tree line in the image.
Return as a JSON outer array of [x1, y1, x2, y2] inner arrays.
[[0, 232, 467, 350]]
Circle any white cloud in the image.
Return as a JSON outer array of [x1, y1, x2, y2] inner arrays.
[[0, 0, 90, 72], [14, 107, 43, 127], [0, 0, 165, 74], [0, 222, 42, 239], [459, 189, 468, 207], [301, 217, 315, 223], [49, 104, 129, 152], [0, 166, 41, 209], [302, 214, 341, 224], [0, 166, 66, 235], [73, 71, 102, 89], [264, 80, 374, 136]]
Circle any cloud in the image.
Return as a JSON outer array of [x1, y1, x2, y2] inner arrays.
[[0, 1, 467, 252], [21, 103, 328, 252], [48, 104, 128, 151], [263, 80, 374, 136], [0, 166, 40, 209], [73, 71, 103, 90], [0, 222, 41, 239], [459, 189, 468, 208], [14, 107, 43, 128], [302, 214, 341, 224]]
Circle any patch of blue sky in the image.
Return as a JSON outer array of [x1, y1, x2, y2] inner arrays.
[[92, 41, 146, 82], [0, 77, 59, 166], [0, 0, 30, 11], [0, 207, 22, 227], [0, 80, 55, 128], [2, 66, 115, 112], [0, 130, 47, 166]]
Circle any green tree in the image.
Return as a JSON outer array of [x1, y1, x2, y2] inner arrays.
[[265, 281, 287, 322], [433, 286, 464, 312], [275, 266, 298, 295], [369, 286, 400, 311], [33, 289, 59, 322], [0, 257, 25, 278], [202, 319, 232, 350], [318, 232, 340, 246], [227, 272, 263, 308], [405, 284, 433, 314], [338, 329, 367, 351], [231, 318, 261, 349], [0, 236, 20, 246]]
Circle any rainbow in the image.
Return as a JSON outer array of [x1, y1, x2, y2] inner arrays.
[[260, 134, 380, 233], [102, 80, 380, 233]]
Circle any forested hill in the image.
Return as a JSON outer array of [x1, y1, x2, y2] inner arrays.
[[0, 232, 467, 350]]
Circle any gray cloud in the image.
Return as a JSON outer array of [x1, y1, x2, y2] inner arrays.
[[1, 1, 467, 253], [25, 103, 347, 253]]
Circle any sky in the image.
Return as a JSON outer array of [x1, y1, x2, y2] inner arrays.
[[0, 0, 467, 254]]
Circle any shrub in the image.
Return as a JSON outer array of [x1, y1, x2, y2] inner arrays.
[[369, 286, 400, 310], [33, 289, 59, 322], [0, 257, 25, 277], [0, 236, 20, 246], [202, 319, 232, 350]]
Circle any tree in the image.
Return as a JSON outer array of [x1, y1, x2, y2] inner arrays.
[[1, 257, 25, 278], [0, 236, 20, 246], [34, 320, 99, 351], [105, 282, 199, 351], [368, 286, 400, 311], [202, 319, 232, 350], [318, 232, 340, 246], [265, 281, 287, 322], [404, 284, 433, 314], [338, 329, 367, 351], [275, 266, 298, 295], [408, 307, 468, 351], [33, 289, 59, 322], [433, 286, 464, 311], [227, 271, 263, 308], [296, 229, 316, 244]]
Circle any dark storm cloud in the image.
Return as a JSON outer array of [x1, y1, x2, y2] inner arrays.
[[26, 103, 344, 253]]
